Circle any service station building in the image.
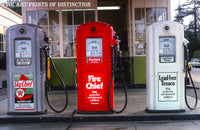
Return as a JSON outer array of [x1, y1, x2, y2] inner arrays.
[[21, 0, 170, 87]]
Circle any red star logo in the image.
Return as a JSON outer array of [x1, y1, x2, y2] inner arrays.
[[16, 89, 24, 98], [17, 90, 23, 96]]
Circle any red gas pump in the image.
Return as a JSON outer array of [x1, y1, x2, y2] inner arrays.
[[76, 22, 118, 113]]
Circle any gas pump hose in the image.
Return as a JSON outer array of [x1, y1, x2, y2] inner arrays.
[[44, 46, 69, 113], [184, 46, 198, 110], [107, 47, 128, 114]]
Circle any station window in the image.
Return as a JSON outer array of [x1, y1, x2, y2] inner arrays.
[[74, 11, 84, 25], [146, 8, 156, 24], [134, 8, 168, 56], [63, 10, 95, 57], [38, 11, 48, 26], [63, 11, 73, 57], [49, 11, 60, 57], [85, 11, 95, 23], [135, 8, 145, 55], [0, 33, 6, 52], [26, 11, 37, 25], [157, 8, 168, 22], [0, 33, 3, 51], [135, 8, 145, 24], [37, 11, 48, 49], [62, 11, 72, 25], [26, 10, 96, 57]]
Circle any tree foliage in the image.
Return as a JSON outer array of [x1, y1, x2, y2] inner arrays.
[[3, 0, 22, 15], [174, 0, 200, 59], [193, 50, 200, 58]]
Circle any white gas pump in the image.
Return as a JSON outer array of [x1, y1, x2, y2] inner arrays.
[[146, 21, 185, 112]]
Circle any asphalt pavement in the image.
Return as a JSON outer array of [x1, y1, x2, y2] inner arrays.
[[186, 67, 200, 99], [2, 121, 200, 130]]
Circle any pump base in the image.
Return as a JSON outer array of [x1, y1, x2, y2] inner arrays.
[[77, 111, 113, 114], [146, 108, 185, 113], [7, 109, 47, 115]]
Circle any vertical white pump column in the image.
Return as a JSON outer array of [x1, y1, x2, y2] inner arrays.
[[146, 21, 185, 112]]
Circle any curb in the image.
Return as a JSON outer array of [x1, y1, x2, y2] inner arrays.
[[1, 114, 200, 123]]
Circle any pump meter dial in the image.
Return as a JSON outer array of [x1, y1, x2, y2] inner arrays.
[[86, 38, 102, 64], [15, 40, 32, 58], [15, 40, 32, 65], [86, 38, 102, 57], [159, 37, 175, 63]]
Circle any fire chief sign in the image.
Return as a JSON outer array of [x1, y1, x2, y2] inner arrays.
[[14, 74, 34, 110], [85, 74, 104, 104]]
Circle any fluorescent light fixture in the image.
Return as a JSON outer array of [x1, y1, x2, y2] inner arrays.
[[97, 6, 121, 10], [61, 10, 72, 12], [73, 9, 95, 11], [56, 6, 121, 12], [56, 10, 72, 12], [57, 9, 95, 12]]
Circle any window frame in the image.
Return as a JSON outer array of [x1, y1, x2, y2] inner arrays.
[[26, 9, 96, 58], [133, 7, 168, 56]]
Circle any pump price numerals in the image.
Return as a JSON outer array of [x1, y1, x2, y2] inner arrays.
[[88, 41, 101, 56], [86, 38, 102, 57], [15, 40, 32, 65], [159, 37, 175, 63], [159, 38, 174, 55], [15, 40, 32, 58]]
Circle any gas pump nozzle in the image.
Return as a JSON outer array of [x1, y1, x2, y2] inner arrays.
[[113, 35, 121, 57], [43, 35, 69, 113], [183, 38, 198, 110], [43, 36, 51, 57], [108, 34, 127, 114]]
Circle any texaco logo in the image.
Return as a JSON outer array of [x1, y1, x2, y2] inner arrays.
[[16, 89, 25, 98]]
